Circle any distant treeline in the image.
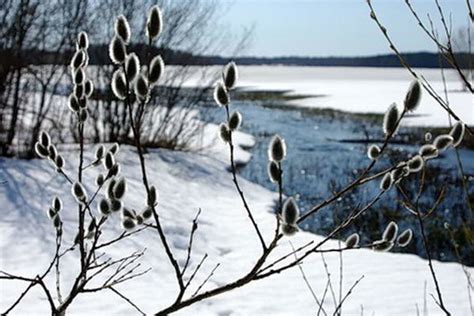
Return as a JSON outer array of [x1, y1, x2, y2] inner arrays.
[[1, 46, 472, 68]]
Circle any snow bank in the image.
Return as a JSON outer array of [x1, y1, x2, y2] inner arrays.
[[0, 134, 472, 314]]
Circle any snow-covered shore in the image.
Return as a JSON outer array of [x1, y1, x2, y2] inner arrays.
[[1, 125, 472, 315]]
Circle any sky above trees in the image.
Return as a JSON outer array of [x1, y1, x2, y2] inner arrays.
[[223, 0, 470, 57]]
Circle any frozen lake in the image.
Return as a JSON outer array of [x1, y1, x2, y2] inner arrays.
[[183, 65, 473, 127]]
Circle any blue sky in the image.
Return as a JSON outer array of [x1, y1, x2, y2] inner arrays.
[[222, 0, 471, 57]]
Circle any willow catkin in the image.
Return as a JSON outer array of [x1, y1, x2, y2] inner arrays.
[[74, 84, 84, 99], [125, 53, 140, 83], [104, 151, 115, 170], [149, 55, 164, 85], [218, 123, 231, 143], [122, 217, 136, 230], [147, 5, 163, 39], [382, 221, 398, 242], [228, 111, 242, 131], [111, 69, 127, 100], [380, 172, 393, 191], [419, 144, 438, 159], [282, 197, 299, 225], [48, 145, 57, 161], [372, 240, 394, 252], [108, 163, 120, 177], [141, 206, 153, 220], [52, 196, 62, 212], [71, 182, 87, 203], [68, 94, 80, 112], [115, 15, 131, 44], [77, 31, 89, 49], [35, 143, 49, 158], [403, 79, 422, 112], [95, 174, 105, 186], [267, 161, 281, 183], [433, 134, 453, 151], [73, 67, 85, 85], [424, 132, 432, 142], [134, 73, 149, 100], [55, 155, 64, 170], [71, 50, 86, 70], [113, 177, 127, 200], [383, 103, 401, 136], [367, 144, 381, 160], [95, 144, 105, 162], [213, 82, 229, 107], [109, 35, 126, 64], [397, 228, 413, 247], [345, 233, 360, 248], [53, 214, 61, 228], [39, 130, 50, 147], [223, 61, 238, 90], [109, 142, 120, 155], [79, 108, 88, 122], [407, 155, 424, 173], [110, 199, 122, 212], [268, 135, 286, 162], [449, 121, 465, 147], [84, 79, 94, 98]]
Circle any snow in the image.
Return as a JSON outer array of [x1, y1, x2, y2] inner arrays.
[[180, 65, 473, 127], [1, 127, 472, 315]]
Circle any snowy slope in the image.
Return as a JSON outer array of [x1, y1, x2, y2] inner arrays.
[[0, 129, 472, 315]]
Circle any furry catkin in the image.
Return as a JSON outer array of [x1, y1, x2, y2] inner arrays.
[[367, 144, 381, 160], [345, 233, 360, 248], [433, 134, 453, 151], [268, 135, 286, 162], [113, 177, 127, 200], [228, 111, 242, 131], [218, 123, 231, 143], [213, 82, 229, 107], [267, 161, 281, 183], [111, 69, 127, 100], [397, 229, 413, 247], [383, 103, 401, 136], [77, 32, 89, 49], [147, 6, 163, 39], [379, 172, 393, 191], [125, 53, 140, 83], [115, 15, 131, 44], [282, 197, 299, 225], [134, 73, 149, 100], [404, 79, 422, 112], [419, 144, 438, 159], [382, 221, 398, 242], [223, 61, 238, 90], [149, 55, 164, 85], [407, 155, 424, 173], [109, 36, 126, 64], [449, 121, 465, 147]]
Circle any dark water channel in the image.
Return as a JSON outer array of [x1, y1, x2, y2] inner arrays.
[[204, 99, 474, 265]]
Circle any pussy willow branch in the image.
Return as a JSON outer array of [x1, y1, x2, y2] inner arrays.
[[121, 63, 185, 302], [333, 275, 364, 316], [181, 208, 202, 277], [366, 0, 473, 135], [224, 104, 267, 250]]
